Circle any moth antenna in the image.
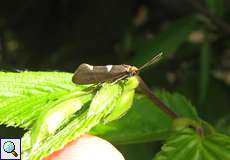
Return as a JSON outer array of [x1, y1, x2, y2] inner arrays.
[[139, 52, 163, 70]]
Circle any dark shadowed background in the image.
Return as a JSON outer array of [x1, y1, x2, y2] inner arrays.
[[0, 0, 230, 159]]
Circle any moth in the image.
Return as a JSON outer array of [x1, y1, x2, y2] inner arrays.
[[72, 52, 178, 118], [72, 53, 163, 84]]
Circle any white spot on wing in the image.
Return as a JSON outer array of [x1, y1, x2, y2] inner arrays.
[[106, 65, 113, 72], [85, 64, 94, 70]]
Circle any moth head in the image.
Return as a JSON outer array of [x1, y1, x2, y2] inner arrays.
[[127, 65, 139, 76]]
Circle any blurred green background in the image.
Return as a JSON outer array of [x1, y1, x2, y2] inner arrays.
[[0, 0, 229, 159]]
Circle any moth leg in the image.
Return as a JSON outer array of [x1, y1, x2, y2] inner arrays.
[[83, 82, 103, 93], [94, 82, 103, 88], [112, 74, 129, 84]]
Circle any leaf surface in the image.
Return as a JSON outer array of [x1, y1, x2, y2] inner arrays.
[[154, 129, 230, 160], [91, 91, 199, 144]]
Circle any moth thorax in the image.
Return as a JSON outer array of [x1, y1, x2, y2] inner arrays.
[[127, 65, 139, 76]]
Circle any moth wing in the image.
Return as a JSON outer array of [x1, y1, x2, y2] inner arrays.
[[72, 63, 95, 84], [72, 64, 128, 84]]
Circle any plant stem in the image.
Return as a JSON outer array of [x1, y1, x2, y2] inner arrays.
[[137, 76, 178, 119]]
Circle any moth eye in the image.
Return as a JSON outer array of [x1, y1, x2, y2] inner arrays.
[[130, 72, 135, 76]]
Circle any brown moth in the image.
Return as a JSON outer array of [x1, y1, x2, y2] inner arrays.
[[72, 52, 163, 84]]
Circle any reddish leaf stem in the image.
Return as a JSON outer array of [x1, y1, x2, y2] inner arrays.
[[137, 76, 178, 119]]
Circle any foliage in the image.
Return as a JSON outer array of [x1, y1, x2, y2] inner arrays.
[[0, 0, 229, 159], [0, 72, 229, 160], [154, 129, 230, 160], [0, 72, 139, 159]]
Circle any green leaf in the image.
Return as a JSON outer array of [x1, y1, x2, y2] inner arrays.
[[87, 83, 122, 117], [104, 76, 139, 123], [153, 129, 230, 160], [0, 72, 81, 98], [118, 143, 156, 160], [215, 115, 230, 136], [0, 72, 88, 129], [91, 90, 199, 144], [104, 89, 135, 123], [206, 0, 224, 17], [0, 93, 66, 129], [31, 92, 93, 149], [132, 16, 199, 66], [22, 78, 138, 160], [0, 72, 139, 160]]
